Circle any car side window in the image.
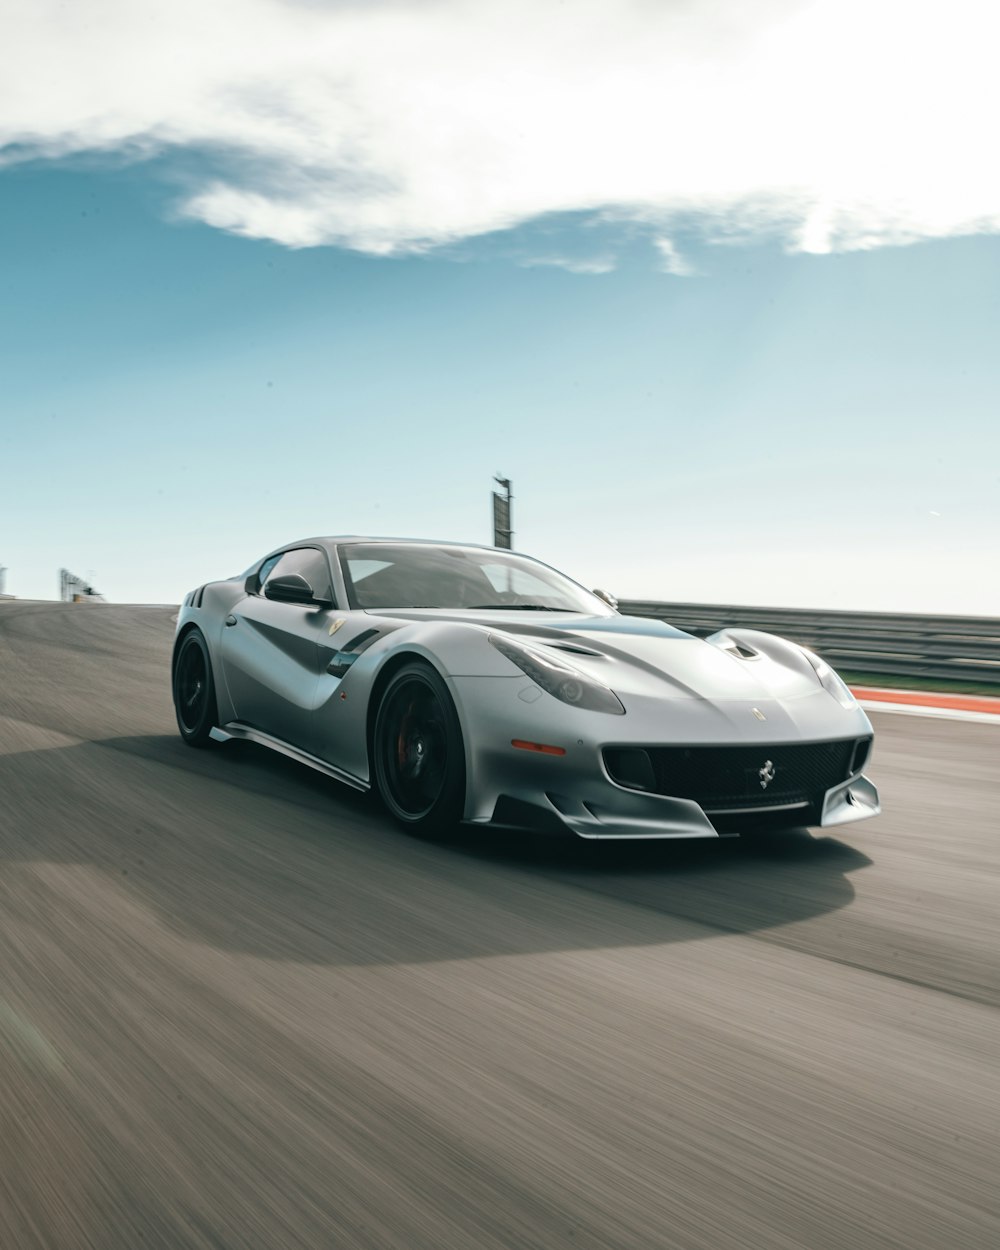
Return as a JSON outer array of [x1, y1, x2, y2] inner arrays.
[[261, 548, 335, 604], [254, 554, 283, 591]]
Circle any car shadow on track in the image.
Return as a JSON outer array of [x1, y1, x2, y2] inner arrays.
[[1, 732, 873, 967]]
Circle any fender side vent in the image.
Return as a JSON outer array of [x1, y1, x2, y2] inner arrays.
[[544, 641, 603, 658]]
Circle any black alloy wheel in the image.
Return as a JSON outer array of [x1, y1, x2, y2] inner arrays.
[[172, 629, 218, 747], [373, 662, 465, 834]]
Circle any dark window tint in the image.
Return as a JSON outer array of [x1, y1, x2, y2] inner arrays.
[[340, 543, 611, 613], [262, 548, 334, 604], [255, 554, 283, 589]]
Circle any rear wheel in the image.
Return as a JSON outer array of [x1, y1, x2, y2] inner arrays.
[[172, 630, 218, 747], [373, 662, 465, 834]]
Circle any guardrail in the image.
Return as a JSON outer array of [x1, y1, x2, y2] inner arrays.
[[617, 600, 1000, 686]]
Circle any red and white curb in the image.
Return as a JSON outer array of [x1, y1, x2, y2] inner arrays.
[[851, 687, 1000, 725]]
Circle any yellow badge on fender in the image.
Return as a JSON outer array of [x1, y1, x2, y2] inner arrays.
[[328, 618, 346, 636]]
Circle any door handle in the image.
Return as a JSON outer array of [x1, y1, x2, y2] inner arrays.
[[225, 615, 238, 627]]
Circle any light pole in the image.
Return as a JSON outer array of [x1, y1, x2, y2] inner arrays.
[[492, 475, 513, 549]]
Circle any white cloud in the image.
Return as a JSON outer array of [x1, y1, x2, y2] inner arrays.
[[519, 253, 617, 275], [2, 0, 999, 257], [654, 237, 696, 276]]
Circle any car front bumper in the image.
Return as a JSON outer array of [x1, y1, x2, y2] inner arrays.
[[451, 675, 881, 839]]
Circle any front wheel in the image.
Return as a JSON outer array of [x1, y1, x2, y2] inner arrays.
[[172, 629, 219, 747], [373, 663, 466, 835]]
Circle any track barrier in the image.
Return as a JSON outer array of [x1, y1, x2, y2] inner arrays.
[[618, 600, 1000, 686]]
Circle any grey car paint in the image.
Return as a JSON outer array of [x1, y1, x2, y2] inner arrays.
[[174, 536, 880, 839]]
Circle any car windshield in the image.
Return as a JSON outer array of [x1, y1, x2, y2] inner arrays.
[[339, 543, 614, 615]]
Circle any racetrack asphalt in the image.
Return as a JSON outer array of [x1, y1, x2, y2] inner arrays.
[[1, 601, 998, 1250]]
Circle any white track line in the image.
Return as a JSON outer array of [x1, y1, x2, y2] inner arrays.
[[858, 700, 1000, 725]]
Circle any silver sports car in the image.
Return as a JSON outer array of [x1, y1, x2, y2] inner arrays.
[[171, 537, 879, 839]]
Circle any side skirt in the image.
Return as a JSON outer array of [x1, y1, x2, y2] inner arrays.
[[210, 723, 371, 793]]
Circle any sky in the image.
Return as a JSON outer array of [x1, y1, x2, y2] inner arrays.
[[1, 0, 998, 613]]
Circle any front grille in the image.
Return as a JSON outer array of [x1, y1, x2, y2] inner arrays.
[[604, 739, 867, 811]]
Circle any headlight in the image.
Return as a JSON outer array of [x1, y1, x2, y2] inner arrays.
[[489, 634, 625, 714], [802, 648, 857, 709]]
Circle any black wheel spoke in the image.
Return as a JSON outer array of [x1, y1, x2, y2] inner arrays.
[[173, 634, 216, 745], [179, 654, 204, 726], [381, 680, 450, 818], [374, 663, 464, 833]]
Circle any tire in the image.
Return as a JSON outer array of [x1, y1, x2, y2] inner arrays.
[[372, 662, 466, 835], [172, 629, 219, 747]]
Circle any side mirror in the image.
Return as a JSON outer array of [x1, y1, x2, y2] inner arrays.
[[265, 573, 317, 605], [592, 588, 619, 610]]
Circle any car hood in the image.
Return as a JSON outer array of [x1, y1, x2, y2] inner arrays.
[[368, 609, 823, 703]]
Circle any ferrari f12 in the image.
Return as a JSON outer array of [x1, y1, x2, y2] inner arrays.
[[172, 538, 879, 839]]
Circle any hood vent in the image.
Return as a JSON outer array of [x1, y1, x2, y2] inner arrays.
[[709, 630, 760, 661], [728, 641, 759, 659]]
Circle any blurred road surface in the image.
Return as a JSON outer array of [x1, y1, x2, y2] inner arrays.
[[1, 602, 997, 1249]]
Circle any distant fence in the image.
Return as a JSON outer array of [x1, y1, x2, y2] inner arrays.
[[59, 568, 105, 603], [617, 600, 1000, 686]]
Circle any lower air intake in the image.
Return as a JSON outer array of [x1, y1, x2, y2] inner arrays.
[[604, 739, 867, 810]]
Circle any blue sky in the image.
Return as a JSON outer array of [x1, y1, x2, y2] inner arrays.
[[1, 1, 998, 612]]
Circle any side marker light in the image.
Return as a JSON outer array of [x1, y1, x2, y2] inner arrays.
[[511, 739, 566, 756]]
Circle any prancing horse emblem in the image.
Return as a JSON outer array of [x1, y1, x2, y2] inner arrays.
[[758, 760, 776, 789]]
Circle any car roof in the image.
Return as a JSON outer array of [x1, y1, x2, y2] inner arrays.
[[283, 536, 507, 554]]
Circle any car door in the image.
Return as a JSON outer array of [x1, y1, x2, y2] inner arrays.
[[219, 546, 335, 749], [307, 598, 388, 768]]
